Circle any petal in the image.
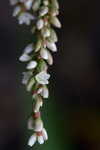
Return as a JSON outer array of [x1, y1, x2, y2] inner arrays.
[[42, 128, 48, 141], [26, 61, 37, 70], [34, 98, 43, 112], [24, 43, 33, 54], [13, 6, 21, 17], [28, 134, 37, 147], [19, 53, 31, 62], [46, 41, 57, 52], [40, 48, 48, 60], [37, 136, 44, 144], [24, 0, 33, 10], [41, 86, 49, 98], [34, 118, 43, 132], [36, 19, 44, 30]]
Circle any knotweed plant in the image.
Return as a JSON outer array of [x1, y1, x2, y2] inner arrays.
[[10, 0, 61, 147]]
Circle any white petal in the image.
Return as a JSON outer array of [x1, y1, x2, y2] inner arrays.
[[40, 48, 48, 60], [13, 6, 21, 17], [36, 19, 44, 30], [34, 118, 43, 132], [39, 6, 49, 17], [26, 61, 37, 70], [41, 28, 50, 38], [42, 128, 48, 141], [34, 98, 43, 113], [27, 117, 34, 130], [41, 86, 49, 98], [19, 53, 31, 62], [46, 41, 57, 52], [28, 134, 37, 147], [24, 0, 33, 10], [24, 43, 33, 54], [37, 136, 44, 144]]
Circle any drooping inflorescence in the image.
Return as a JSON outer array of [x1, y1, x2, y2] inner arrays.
[[10, 0, 61, 147]]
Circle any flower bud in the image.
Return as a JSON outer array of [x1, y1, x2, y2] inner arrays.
[[39, 6, 49, 16], [47, 51, 53, 65], [32, 0, 41, 11], [41, 28, 51, 38], [37, 135, 44, 144], [46, 41, 57, 52], [40, 48, 48, 60], [26, 77, 35, 92], [26, 61, 37, 70], [28, 134, 37, 147], [19, 53, 31, 62], [50, 16, 61, 28], [36, 19, 44, 30]]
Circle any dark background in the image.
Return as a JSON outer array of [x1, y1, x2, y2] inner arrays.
[[0, 0, 100, 150]]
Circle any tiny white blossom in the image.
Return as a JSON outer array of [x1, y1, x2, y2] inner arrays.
[[47, 50, 53, 65], [24, 0, 34, 10], [24, 43, 34, 54], [41, 28, 51, 38], [46, 41, 57, 52], [18, 12, 35, 25], [36, 19, 44, 30], [26, 61, 37, 70], [35, 71, 50, 85], [39, 6, 49, 17], [28, 133, 37, 147], [19, 53, 31, 62], [13, 6, 21, 17], [22, 71, 32, 85], [40, 48, 48, 60]]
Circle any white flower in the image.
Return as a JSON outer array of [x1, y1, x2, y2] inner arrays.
[[35, 71, 50, 85], [39, 6, 49, 17], [36, 19, 44, 30], [46, 41, 57, 52], [26, 61, 37, 70], [28, 128, 48, 147], [41, 28, 51, 38], [28, 133, 37, 147], [34, 118, 43, 132], [24, 43, 33, 54], [37, 136, 44, 144], [22, 71, 32, 85], [24, 0, 34, 10], [13, 6, 21, 17], [40, 48, 48, 60], [19, 53, 31, 62], [18, 12, 35, 25], [10, 0, 18, 5], [42, 128, 48, 140]]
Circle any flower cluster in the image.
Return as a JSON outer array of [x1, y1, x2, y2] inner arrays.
[[10, 0, 61, 147]]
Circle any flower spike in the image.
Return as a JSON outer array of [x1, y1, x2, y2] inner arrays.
[[10, 0, 61, 147]]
